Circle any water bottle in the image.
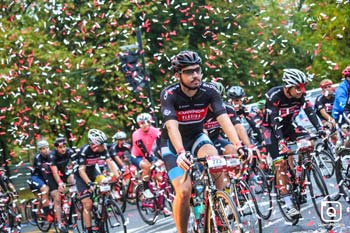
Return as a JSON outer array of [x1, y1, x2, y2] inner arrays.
[[193, 184, 205, 227]]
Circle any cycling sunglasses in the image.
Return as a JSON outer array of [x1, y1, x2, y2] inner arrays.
[[179, 67, 202, 76]]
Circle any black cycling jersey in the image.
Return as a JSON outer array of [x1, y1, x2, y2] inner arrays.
[[109, 142, 131, 159], [76, 144, 111, 180], [263, 86, 321, 140], [204, 103, 240, 140], [236, 106, 263, 145], [160, 82, 227, 140], [314, 94, 334, 120], [51, 147, 76, 177], [31, 152, 54, 179]]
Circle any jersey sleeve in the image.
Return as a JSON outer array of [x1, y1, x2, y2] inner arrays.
[[266, 93, 284, 141], [160, 87, 178, 123], [302, 97, 322, 130], [226, 104, 241, 125], [209, 87, 227, 118]]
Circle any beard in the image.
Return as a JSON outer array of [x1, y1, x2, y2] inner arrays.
[[180, 77, 201, 91]]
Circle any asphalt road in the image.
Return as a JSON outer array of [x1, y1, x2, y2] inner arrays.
[[20, 196, 349, 233]]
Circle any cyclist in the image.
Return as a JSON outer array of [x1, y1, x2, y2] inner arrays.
[[204, 81, 252, 154], [227, 86, 264, 147], [30, 139, 65, 231], [51, 137, 77, 192], [110, 131, 131, 170], [262, 68, 324, 218], [130, 113, 162, 199], [314, 79, 337, 143], [332, 65, 350, 147], [315, 79, 336, 127], [74, 129, 120, 233], [160, 50, 244, 233]]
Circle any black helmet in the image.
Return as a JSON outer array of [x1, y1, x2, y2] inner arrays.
[[227, 86, 246, 99], [54, 137, 66, 147], [171, 50, 202, 72]]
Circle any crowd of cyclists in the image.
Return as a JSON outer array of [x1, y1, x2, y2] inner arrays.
[[1, 49, 350, 233]]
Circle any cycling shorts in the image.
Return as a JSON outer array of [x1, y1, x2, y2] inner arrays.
[[262, 124, 310, 160], [130, 155, 158, 169], [161, 133, 213, 181], [30, 175, 58, 192], [211, 136, 231, 155]]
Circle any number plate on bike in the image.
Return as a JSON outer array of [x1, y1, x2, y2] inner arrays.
[[225, 158, 240, 171], [207, 155, 226, 173], [100, 184, 111, 192], [297, 139, 312, 152]]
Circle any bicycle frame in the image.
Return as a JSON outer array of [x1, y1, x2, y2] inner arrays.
[[184, 155, 242, 233]]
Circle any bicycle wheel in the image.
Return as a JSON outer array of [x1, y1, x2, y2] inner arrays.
[[102, 198, 127, 233], [313, 150, 339, 201], [274, 174, 300, 225], [230, 180, 262, 232], [206, 190, 242, 233], [70, 198, 84, 233], [135, 184, 158, 225], [32, 199, 52, 232], [335, 150, 350, 205], [24, 199, 36, 226], [113, 180, 128, 213], [248, 166, 273, 220], [8, 202, 22, 233], [307, 164, 334, 229]]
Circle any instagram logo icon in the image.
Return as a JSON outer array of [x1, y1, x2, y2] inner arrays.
[[321, 201, 342, 223]]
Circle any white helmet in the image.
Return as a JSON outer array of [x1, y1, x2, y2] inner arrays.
[[112, 131, 127, 140], [88, 129, 107, 145], [136, 113, 152, 123], [37, 140, 49, 149], [282, 68, 309, 88]]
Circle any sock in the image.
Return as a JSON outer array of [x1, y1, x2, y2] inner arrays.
[[284, 196, 293, 208]]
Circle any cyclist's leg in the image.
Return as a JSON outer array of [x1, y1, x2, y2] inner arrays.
[[75, 174, 93, 233], [161, 138, 191, 233], [263, 127, 297, 213], [48, 176, 63, 227], [31, 176, 51, 214], [131, 156, 152, 193], [194, 133, 227, 189]]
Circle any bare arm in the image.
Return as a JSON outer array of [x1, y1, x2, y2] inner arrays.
[[78, 165, 91, 185], [106, 158, 120, 178], [165, 119, 185, 153], [51, 165, 63, 184], [320, 109, 336, 126], [234, 123, 252, 146], [217, 113, 242, 148]]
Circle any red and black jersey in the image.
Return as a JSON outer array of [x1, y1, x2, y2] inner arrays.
[[160, 82, 227, 140], [204, 103, 240, 140], [76, 144, 110, 179], [263, 86, 321, 140], [314, 94, 334, 120]]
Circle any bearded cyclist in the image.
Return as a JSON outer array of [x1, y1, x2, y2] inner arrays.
[[160, 50, 245, 233], [262, 68, 324, 218]]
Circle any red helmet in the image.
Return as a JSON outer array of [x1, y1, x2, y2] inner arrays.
[[342, 65, 350, 77], [319, 79, 333, 89]]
